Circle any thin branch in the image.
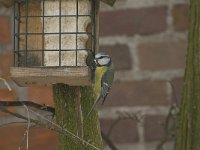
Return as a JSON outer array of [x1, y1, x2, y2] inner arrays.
[[0, 101, 117, 149], [0, 121, 28, 128], [22, 105, 30, 150], [167, 80, 179, 106], [0, 108, 94, 150], [156, 104, 177, 150], [156, 81, 180, 150], [102, 111, 144, 149], [0, 108, 53, 131], [0, 101, 55, 113], [74, 87, 84, 140], [101, 131, 118, 150], [0, 77, 12, 91], [0, 108, 30, 121], [28, 108, 101, 150]]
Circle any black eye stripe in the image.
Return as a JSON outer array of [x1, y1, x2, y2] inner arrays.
[[97, 56, 109, 59]]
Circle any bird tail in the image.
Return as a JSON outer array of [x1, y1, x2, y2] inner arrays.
[[87, 95, 101, 117], [101, 94, 108, 105]]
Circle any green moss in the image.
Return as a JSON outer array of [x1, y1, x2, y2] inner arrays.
[[52, 84, 103, 150], [53, 84, 78, 150], [81, 86, 104, 150], [176, 0, 200, 149]]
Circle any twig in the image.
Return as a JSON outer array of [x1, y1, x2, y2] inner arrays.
[[167, 80, 179, 106], [0, 101, 117, 149], [102, 111, 144, 149], [74, 87, 84, 140], [23, 104, 30, 150], [156, 81, 180, 150], [0, 108, 30, 121], [0, 107, 94, 149], [0, 107, 51, 129], [28, 108, 101, 150], [0, 101, 55, 113], [101, 131, 118, 150], [0, 107, 101, 150], [0, 121, 28, 128], [0, 77, 12, 91]]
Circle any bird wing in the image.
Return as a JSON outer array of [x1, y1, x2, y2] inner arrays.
[[87, 67, 114, 116], [101, 67, 114, 104]]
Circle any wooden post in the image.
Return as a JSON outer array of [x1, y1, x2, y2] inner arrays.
[[53, 84, 103, 150], [51, 1, 103, 150], [176, 0, 200, 150]]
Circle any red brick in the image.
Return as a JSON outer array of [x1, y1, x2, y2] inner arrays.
[[104, 80, 169, 107], [100, 44, 132, 70], [0, 125, 58, 150], [28, 87, 54, 106], [144, 115, 165, 141], [100, 6, 167, 36], [0, 91, 16, 116], [172, 4, 189, 31], [138, 41, 187, 71], [0, 89, 17, 116], [100, 119, 139, 143], [0, 52, 13, 79], [0, 17, 11, 44], [0, 89, 16, 100]]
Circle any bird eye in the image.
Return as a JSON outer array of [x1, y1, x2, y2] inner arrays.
[[99, 56, 104, 59]]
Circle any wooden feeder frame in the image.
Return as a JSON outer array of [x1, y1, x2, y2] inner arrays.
[[10, 66, 91, 86], [11, 0, 99, 87]]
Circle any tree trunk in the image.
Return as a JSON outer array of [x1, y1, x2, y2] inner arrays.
[[176, 0, 200, 149], [52, 84, 103, 150]]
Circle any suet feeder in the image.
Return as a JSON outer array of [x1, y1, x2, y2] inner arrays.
[[0, 0, 116, 87]]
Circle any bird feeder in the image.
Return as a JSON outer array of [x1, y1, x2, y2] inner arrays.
[[0, 0, 116, 87]]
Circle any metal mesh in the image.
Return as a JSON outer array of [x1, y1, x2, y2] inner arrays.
[[13, 0, 96, 67]]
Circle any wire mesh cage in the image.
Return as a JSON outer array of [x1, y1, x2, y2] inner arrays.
[[11, 0, 99, 87], [14, 0, 96, 67]]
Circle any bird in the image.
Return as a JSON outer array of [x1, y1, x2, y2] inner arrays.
[[88, 52, 114, 116]]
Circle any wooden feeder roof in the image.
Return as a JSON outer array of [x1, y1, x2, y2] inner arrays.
[[0, 0, 116, 7]]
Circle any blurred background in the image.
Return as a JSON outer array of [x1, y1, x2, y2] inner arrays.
[[0, 0, 188, 149]]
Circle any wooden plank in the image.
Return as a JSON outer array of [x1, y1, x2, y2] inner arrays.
[[10, 67, 92, 86]]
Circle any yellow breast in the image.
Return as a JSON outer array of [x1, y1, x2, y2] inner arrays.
[[94, 66, 108, 95]]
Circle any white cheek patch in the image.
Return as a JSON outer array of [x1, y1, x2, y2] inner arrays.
[[98, 57, 110, 66], [95, 53, 109, 59], [95, 53, 102, 59]]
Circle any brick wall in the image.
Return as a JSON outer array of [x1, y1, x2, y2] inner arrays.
[[0, 0, 188, 150]]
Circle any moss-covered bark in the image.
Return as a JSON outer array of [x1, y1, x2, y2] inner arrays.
[[176, 0, 200, 150], [52, 84, 103, 150], [80, 86, 103, 149]]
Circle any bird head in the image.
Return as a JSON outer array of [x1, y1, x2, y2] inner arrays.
[[94, 52, 112, 67]]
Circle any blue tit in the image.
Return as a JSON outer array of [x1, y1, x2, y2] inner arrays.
[[88, 52, 114, 116]]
